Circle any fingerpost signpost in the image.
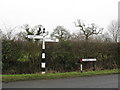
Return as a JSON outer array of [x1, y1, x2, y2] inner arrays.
[[27, 27, 59, 74], [79, 58, 96, 73]]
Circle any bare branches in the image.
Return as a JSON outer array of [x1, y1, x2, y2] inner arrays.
[[75, 19, 103, 41], [51, 26, 71, 41], [108, 20, 118, 42], [22, 24, 33, 35], [22, 24, 43, 35], [33, 25, 43, 35]]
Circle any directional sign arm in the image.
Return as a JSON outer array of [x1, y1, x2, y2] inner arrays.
[[45, 38, 59, 42], [82, 59, 96, 61]]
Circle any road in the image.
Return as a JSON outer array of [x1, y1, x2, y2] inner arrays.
[[2, 74, 118, 88]]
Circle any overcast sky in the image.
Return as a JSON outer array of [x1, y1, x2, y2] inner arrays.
[[0, 0, 119, 34]]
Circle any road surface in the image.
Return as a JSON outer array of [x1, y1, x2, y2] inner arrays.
[[2, 74, 118, 88]]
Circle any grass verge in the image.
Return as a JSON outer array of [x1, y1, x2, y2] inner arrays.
[[2, 69, 119, 83]]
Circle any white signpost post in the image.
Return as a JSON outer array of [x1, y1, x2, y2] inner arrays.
[[27, 27, 59, 74], [79, 58, 96, 73]]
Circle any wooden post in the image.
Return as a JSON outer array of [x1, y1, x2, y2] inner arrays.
[[93, 61, 95, 71]]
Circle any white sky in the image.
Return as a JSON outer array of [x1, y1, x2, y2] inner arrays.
[[0, 0, 119, 34]]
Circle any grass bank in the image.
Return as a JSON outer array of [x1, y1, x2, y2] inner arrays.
[[2, 69, 119, 82]]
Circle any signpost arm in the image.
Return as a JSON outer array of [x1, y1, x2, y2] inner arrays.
[[80, 59, 96, 73]]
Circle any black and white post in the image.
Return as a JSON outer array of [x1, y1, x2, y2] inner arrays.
[[27, 27, 59, 74], [80, 59, 82, 73], [41, 28, 46, 74], [79, 59, 96, 73]]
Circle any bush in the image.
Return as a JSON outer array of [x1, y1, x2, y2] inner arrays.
[[2, 39, 118, 74]]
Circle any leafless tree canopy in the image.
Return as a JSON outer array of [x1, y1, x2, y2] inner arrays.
[[75, 19, 103, 41], [22, 24, 43, 35], [51, 26, 71, 41], [108, 20, 118, 42]]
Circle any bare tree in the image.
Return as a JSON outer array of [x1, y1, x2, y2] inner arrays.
[[22, 24, 43, 35], [33, 25, 43, 35], [2, 28, 15, 40], [15, 31, 27, 41], [21, 24, 43, 41], [74, 19, 103, 41], [70, 32, 85, 41], [0, 29, 2, 38], [101, 32, 112, 42], [22, 24, 33, 35], [108, 20, 118, 42], [51, 26, 71, 41]]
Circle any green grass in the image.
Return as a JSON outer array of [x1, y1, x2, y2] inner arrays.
[[2, 69, 119, 83]]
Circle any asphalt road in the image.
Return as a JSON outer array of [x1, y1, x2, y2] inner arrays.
[[2, 74, 118, 88]]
